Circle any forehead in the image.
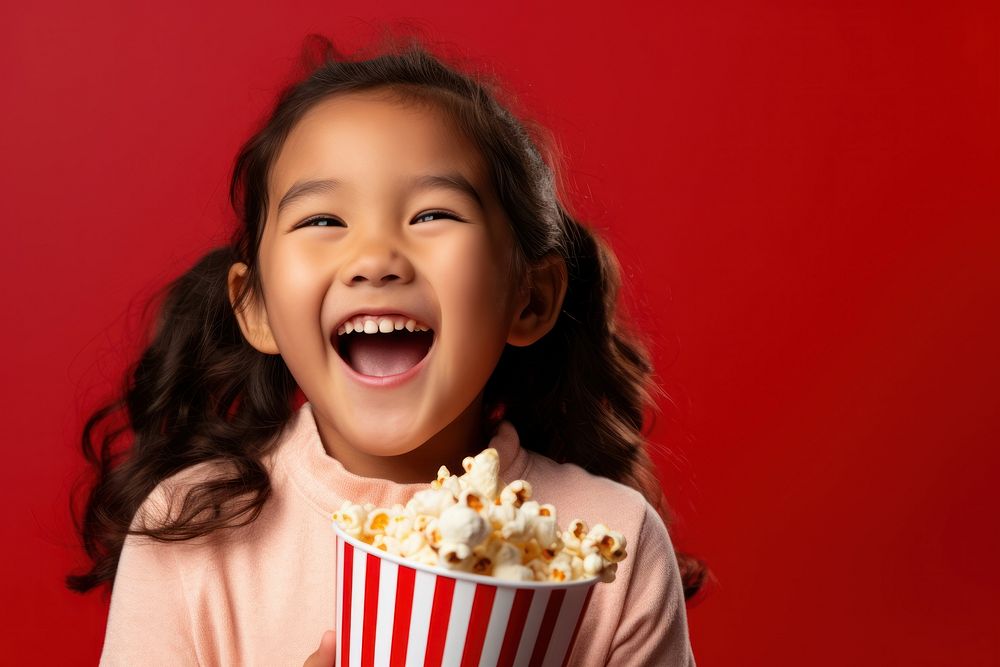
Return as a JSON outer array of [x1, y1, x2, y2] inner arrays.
[[270, 91, 488, 199]]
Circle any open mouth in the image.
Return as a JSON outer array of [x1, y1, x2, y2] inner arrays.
[[334, 327, 435, 378]]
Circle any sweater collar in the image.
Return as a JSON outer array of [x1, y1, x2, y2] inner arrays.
[[281, 401, 531, 516]]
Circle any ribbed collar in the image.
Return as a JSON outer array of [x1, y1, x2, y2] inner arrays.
[[279, 402, 532, 517]]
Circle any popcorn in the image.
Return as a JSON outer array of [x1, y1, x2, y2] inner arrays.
[[521, 501, 560, 549], [331, 500, 367, 540], [438, 504, 491, 547], [561, 519, 589, 555], [549, 552, 574, 582], [363, 507, 395, 537], [582, 552, 605, 578], [489, 503, 532, 542], [331, 447, 627, 583], [499, 479, 532, 507], [439, 542, 473, 568], [582, 524, 628, 563], [407, 487, 456, 516]]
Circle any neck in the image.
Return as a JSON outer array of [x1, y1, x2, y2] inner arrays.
[[317, 394, 490, 484]]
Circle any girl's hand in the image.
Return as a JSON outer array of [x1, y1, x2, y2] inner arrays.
[[303, 630, 336, 667]]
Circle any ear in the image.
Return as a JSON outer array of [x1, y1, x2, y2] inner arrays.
[[227, 262, 280, 355], [507, 252, 568, 347]]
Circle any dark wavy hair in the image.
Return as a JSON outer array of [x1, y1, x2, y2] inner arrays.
[[66, 31, 710, 602]]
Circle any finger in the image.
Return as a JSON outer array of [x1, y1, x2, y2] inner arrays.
[[303, 630, 336, 667]]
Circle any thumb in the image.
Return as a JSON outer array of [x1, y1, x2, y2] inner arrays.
[[303, 630, 336, 667]]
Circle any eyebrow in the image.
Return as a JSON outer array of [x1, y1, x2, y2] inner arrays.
[[275, 172, 484, 217]]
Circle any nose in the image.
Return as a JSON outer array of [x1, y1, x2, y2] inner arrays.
[[338, 233, 415, 287]]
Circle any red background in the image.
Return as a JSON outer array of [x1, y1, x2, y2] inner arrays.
[[3, 1, 998, 664]]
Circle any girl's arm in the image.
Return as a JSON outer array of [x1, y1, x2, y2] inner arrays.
[[604, 501, 697, 666], [98, 485, 200, 666]]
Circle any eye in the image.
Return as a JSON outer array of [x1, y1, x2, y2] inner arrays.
[[295, 210, 464, 229], [298, 216, 345, 228], [412, 210, 463, 224]]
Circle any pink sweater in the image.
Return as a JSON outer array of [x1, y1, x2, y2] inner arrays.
[[100, 402, 696, 666]]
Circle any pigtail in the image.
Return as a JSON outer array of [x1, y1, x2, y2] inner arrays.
[[484, 205, 710, 601], [65, 246, 297, 594]]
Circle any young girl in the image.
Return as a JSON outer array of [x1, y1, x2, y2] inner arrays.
[[67, 33, 705, 666]]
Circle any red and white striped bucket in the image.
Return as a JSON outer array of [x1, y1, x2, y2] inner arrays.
[[333, 523, 597, 667]]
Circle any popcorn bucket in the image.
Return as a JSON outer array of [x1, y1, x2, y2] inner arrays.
[[332, 523, 598, 667]]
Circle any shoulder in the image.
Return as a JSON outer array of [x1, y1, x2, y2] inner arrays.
[[521, 452, 695, 664], [605, 498, 695, 665], [130, 458, 240, 532]]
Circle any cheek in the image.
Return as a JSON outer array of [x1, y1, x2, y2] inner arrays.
[[260, 248, 329, 346], [432, 238, 511, 331]]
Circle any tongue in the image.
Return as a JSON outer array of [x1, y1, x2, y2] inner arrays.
[[344, 331, 431, 377]]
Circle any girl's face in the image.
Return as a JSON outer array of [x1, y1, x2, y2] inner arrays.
[[233, 91, 531, 479]]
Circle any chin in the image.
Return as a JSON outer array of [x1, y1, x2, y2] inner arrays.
[[347, 425, 428, 458], [362, 441, 423, 459]]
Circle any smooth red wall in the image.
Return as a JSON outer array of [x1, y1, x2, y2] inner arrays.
[[2, 1, 997, 664]]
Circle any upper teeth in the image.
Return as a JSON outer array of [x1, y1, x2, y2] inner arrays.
[[337, 315, 432, 336]]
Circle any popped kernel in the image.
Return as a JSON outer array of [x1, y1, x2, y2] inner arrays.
[[331, 446, 626, 583]]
